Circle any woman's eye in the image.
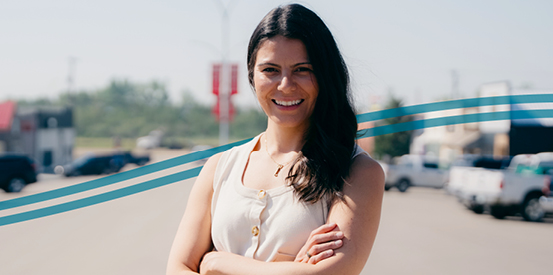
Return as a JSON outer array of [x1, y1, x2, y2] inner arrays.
[[296, 67, 312, 73], [262, 67, 278, 73]]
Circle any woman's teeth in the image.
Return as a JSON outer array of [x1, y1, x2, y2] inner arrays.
[[274, 99, 302, 106]]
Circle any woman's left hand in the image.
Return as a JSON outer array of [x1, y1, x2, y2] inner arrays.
[[199, 251, 236, 275], [294, 223, 344, 264]]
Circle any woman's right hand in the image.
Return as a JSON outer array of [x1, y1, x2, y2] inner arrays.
[[294, 223, 344, 264]]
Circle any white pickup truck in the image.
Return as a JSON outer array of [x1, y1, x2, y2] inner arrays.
[[383, 155, 448, 192], [459, 153, 553, 222], [447, 155, 512, 214]]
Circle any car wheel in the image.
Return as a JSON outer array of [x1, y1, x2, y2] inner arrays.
[[384, 185, 391, 191], [470, 204, 484, 214], [521, 195, 545, 222], [7, 177, 26, 193], [490, 206, 507, 219], [396, 179, 410, 192], [70, 171, 81, 177]]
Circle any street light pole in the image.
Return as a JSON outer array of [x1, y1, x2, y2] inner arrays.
[[67, 56, 77, 94], [219, 5, 230, 145], [213, 0, 237, 146]]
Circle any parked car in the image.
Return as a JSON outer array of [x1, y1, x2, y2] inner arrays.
[[0, 154, 37, 192], [458, 153, 553, 221], [446, 155, 512, 213], [60, 153, 125, 177], [384, 154, 448, 192], [539, 179, 553, 215], [58, 151, 150, 177], [121, 151, 150, 166]]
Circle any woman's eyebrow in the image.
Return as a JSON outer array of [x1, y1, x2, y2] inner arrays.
[[257, 62, 280, 67], [257, 62, 312, 67]]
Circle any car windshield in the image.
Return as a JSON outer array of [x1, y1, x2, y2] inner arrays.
[[72, 153, 94, 166]]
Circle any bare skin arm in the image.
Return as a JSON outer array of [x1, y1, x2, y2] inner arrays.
[[166, 153, 222, 275], [198, 154, 385, 275]]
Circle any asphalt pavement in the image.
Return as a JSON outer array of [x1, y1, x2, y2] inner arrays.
[[0, 159, 551, 275]]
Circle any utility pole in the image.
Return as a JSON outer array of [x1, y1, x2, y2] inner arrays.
[[451, 69, 459, 99], [67, 56, 77, 94]]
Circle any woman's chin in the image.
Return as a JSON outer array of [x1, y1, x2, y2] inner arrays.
[[269, 117, 310, 130]]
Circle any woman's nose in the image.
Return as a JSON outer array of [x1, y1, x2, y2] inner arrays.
[[277, 74, 296, 92]]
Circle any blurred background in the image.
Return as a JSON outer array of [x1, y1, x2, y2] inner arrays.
[[1, 0, 552, 274]]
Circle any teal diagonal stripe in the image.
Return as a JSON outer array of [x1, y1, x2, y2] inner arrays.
[[0, 139, 250, 210], [0, 167, 202, 226], [356, 94, 553, 123], [357, 109, 553, 138]]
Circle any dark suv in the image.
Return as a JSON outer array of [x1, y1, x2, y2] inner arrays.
[[0, 154, 37, 192], [61, 153, 124, 176]]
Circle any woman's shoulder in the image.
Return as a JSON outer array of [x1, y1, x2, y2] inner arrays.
[[202, 134, 264, 188], [204, 134, 262, 169], [196, 152, 224, 184], [347, 152, 385, 192]]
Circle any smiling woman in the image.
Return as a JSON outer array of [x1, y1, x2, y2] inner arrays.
[[253, 35, 318, 131], [166, 4, 384, 275]]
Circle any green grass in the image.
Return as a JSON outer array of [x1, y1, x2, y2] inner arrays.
[[76, 137, 136, 150], [75, 136, 245, 150]]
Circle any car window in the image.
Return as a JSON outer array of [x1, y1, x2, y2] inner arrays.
[[73, 154, 94, 166], [423, 163, 439, 169]]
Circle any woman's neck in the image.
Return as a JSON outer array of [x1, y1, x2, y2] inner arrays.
[[263, 121, 308, 153]]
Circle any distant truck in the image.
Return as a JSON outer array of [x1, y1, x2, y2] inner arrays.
[[459, 153, 553, 222], [384, 155, 448, 192], [447, 155, 512, 213]]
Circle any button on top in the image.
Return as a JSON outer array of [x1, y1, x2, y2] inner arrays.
[[258, 190, 266, 199], [252, 226, 259, 236]]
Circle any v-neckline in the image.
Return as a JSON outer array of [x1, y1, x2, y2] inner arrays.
[[234, 133, 291, 198]]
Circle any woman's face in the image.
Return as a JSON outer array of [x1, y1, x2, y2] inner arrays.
[[253, 35, 318, 130]]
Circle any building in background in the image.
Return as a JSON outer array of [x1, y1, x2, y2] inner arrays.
[[0, 101, 75, 173], [509, 88, 553, 155], [410, 106, 481, 161], [0, 101, 18, 152], [410, 81, 553, 161]]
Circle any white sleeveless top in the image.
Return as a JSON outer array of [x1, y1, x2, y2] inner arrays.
[[211, 134, 367, 262]]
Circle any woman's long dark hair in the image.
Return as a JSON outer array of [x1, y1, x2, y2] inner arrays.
[[247, 4, 358, 203]]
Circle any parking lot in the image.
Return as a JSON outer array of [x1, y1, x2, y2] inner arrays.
[[0, 150, 551, 275]]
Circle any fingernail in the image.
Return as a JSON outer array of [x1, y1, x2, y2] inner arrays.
[[336, 232, 344, 238], [335, 240, 342, 245]]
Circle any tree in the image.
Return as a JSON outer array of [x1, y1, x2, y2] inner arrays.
[[373, 94, 413, 160], [17, 80, 268, 146]]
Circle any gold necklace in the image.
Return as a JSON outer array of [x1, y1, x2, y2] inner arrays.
[[264, 136, 296, 177]]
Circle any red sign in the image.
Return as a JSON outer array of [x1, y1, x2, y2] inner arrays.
[[231, 64, 238, 95], [212, 63, 239, 121], [212, 64, 221, 95]]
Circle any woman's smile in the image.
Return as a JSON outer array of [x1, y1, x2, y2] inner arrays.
[[273, 99, 304, 108], [273, 99, 303, 106]]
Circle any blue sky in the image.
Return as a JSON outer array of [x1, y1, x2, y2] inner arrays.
[[1, 0, 552, 111]]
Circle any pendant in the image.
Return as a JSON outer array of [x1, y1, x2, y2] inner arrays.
[[274, 164, 284, 177]]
